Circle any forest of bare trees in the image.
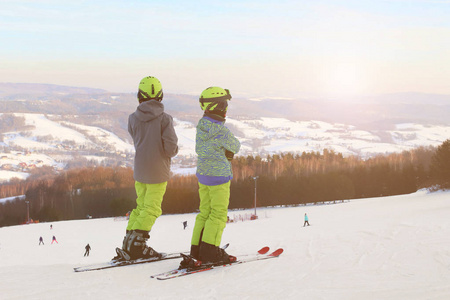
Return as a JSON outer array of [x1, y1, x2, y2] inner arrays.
[[1, 140, 449, 227]]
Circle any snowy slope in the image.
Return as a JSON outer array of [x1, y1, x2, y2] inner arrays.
[[3, 113, 134, 152], [60, 121, 133, 153], [0, 190, 449, 299], [0, 195, 25, 204]]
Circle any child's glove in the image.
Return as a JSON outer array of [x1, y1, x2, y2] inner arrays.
[[225, 149, 234, 161]]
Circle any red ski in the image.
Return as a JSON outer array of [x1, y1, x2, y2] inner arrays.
[[151, 247, 283, 280]]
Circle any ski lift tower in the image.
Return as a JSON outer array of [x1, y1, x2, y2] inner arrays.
[[251, 176, 259, 220]]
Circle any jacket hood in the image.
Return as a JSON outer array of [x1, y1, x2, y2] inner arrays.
[[197, 118, 224, 141], [135, 100, 164, 122]]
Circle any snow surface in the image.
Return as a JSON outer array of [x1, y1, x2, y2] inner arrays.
[[0, 195, 25, 204], [0, 190, 449, 299], [13, 113, 90, 147], [60, 121, 134, 153], [0, 170, 29, 182]]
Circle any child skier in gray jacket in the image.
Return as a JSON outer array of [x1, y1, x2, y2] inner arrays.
[[116, 76, 178, 261]]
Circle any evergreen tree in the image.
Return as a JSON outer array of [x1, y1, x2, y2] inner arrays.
[[430, 139, 450, 188]]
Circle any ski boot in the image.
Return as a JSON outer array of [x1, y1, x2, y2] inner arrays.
[[111, 230, 130, 262], [199, 241, 236, 266], [117, 230, 161, 261]]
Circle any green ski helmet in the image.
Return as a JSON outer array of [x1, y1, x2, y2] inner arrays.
[[137, 76, 163, 102], [199, 86, 232, 114]]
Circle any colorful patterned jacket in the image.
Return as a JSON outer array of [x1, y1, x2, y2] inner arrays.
[[196, 116, 240, 185]]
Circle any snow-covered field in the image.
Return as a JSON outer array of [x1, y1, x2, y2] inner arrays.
[[2, 113, 134, 153], [0, 190, 449, 299], [2, 112, 450, 183]]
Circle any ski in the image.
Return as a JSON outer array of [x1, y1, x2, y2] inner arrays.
[[73, 243, 230, 272], [151, 247, 282, 280], [147, 243, 238, 278], [73, 249, 187, 272]]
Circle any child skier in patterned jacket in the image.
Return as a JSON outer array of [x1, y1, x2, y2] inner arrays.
[[181, 86, 240, 268]]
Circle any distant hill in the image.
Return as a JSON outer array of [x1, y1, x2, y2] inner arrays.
[[0, 82, 107, 96], [1, 83, 449, 183], [1, 83, 449, 129]]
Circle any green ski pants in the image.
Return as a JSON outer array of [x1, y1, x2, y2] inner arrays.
[[191, 181, 230, 247], [126, 181, 167, 232]]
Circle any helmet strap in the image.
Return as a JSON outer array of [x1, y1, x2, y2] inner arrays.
[[138, 90, 163, 103]]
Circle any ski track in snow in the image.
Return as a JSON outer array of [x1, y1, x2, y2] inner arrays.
[[0, 190, 450, 299]]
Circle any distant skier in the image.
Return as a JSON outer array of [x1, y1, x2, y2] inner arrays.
[[114, 76, 178, 262], [51, 235, 58, 244], [303, 213, 310, 227], [180, 86, 240, 269], [50, 224, 53, 230], [183, 221, 188, 230], [39, 236, 44, 245], [84, 244, 91, 256]]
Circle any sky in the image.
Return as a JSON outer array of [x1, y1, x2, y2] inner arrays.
[[1, 0, 450, 99]]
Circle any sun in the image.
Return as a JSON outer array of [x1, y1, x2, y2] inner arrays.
[[322, 62, 368, 98]]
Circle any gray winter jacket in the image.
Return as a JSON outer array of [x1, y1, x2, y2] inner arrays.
[[128, 100, 178, 184]]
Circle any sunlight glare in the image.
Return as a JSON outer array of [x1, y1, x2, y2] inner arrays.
[[322, 62, 367, 98]]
